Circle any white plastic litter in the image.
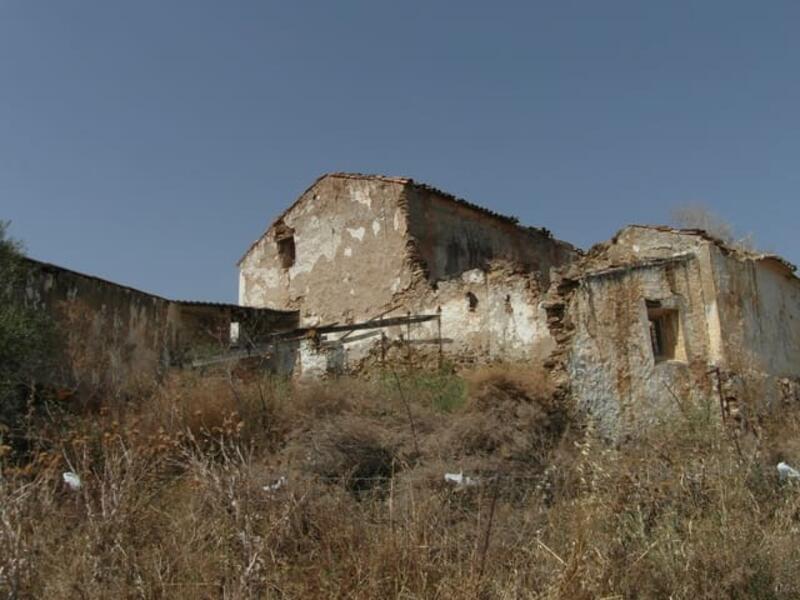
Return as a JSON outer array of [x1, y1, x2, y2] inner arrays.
[[444, 472, 480, 487], [777, 462, 800, 481], [263, 476, 287, 492], [62, 471, 82, 491]]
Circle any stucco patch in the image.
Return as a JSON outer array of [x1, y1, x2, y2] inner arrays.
[[353, 188, 372, 208], [462, 269, 486, 285], [347, 227, 366, 241]]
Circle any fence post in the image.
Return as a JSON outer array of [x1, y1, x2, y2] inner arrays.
[[437, 306, 443, 371], [380, 330, 386, 371], [406, 311, 412, 368]]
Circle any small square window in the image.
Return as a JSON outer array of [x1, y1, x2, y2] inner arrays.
[[646, 301, 685, 363]]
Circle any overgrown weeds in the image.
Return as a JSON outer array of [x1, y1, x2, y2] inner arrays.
[[2, 367, 800, 598]]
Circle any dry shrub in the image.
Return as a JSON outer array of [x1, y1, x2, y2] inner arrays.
[[289, 416, 397, 495], [289, 377, 368, 417], [8, 367, 800, 598], [438, 365, 571, 473], [127, 371, 295, 455]]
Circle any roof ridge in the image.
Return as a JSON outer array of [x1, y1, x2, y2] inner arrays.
[[323, 172, 524, 226], [237, 172, 570, 265]]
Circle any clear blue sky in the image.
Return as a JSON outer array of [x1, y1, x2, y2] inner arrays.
[[2, 1, 798, 302]]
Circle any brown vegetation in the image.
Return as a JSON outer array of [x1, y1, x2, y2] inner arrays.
[[671, 204, 756, 252], [2, 365, 800, 598]]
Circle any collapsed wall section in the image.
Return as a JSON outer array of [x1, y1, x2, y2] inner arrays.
[[301, 261, 557, 376]]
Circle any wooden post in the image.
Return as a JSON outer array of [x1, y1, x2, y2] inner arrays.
[[437, 306, 443, 371], [406, 311, 412, 368], [380, 331, 386, 370]]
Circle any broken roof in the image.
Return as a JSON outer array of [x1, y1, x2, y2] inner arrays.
[[574, 224, 798, 283], [621, 225, 798, 274], [237, 172, 558, 265]]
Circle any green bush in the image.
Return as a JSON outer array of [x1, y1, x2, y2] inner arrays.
[[0, 222, 56, 447], [382, 370, 467, 413]]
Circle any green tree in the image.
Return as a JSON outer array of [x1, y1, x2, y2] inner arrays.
[[0, 221, 56, 447]]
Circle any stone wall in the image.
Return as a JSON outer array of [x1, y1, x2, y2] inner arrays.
[[21, 258, 298, 388]]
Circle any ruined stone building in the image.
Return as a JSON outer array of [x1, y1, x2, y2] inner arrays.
[[238, 173, 578, 374], [237, 174, 800, 431], [15, 171, 800, 434], [545, 225, 800, 438]]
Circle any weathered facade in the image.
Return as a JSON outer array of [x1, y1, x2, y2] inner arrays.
[[544, 226, 800, 438], [18, 170, 800, 434], [238, 173, 578, 373], [21, 258, 298, 388]]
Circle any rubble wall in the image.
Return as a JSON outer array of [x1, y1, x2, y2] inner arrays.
[[548, 226, 800, 437]]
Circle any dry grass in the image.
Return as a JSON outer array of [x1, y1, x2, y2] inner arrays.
[[2, 367, 800, 598]]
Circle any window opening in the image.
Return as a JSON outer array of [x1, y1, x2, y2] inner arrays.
[[277, 235, 295, 269], [646, 300, 684, 362], [466, 292, 479, 312]]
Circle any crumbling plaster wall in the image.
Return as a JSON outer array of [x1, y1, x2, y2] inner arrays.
[[400, 262, 554, 362], [313, 261, 555, 373], [562, 257, 715, 439], [596, 227, 725, 364], [239, 175, 416, 325], [706, 248, 800, 414], [548, 226, 800, 437], [240, 175, 578, 374], [710, 248, 800, 378], [608, 226, 800, 380]]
